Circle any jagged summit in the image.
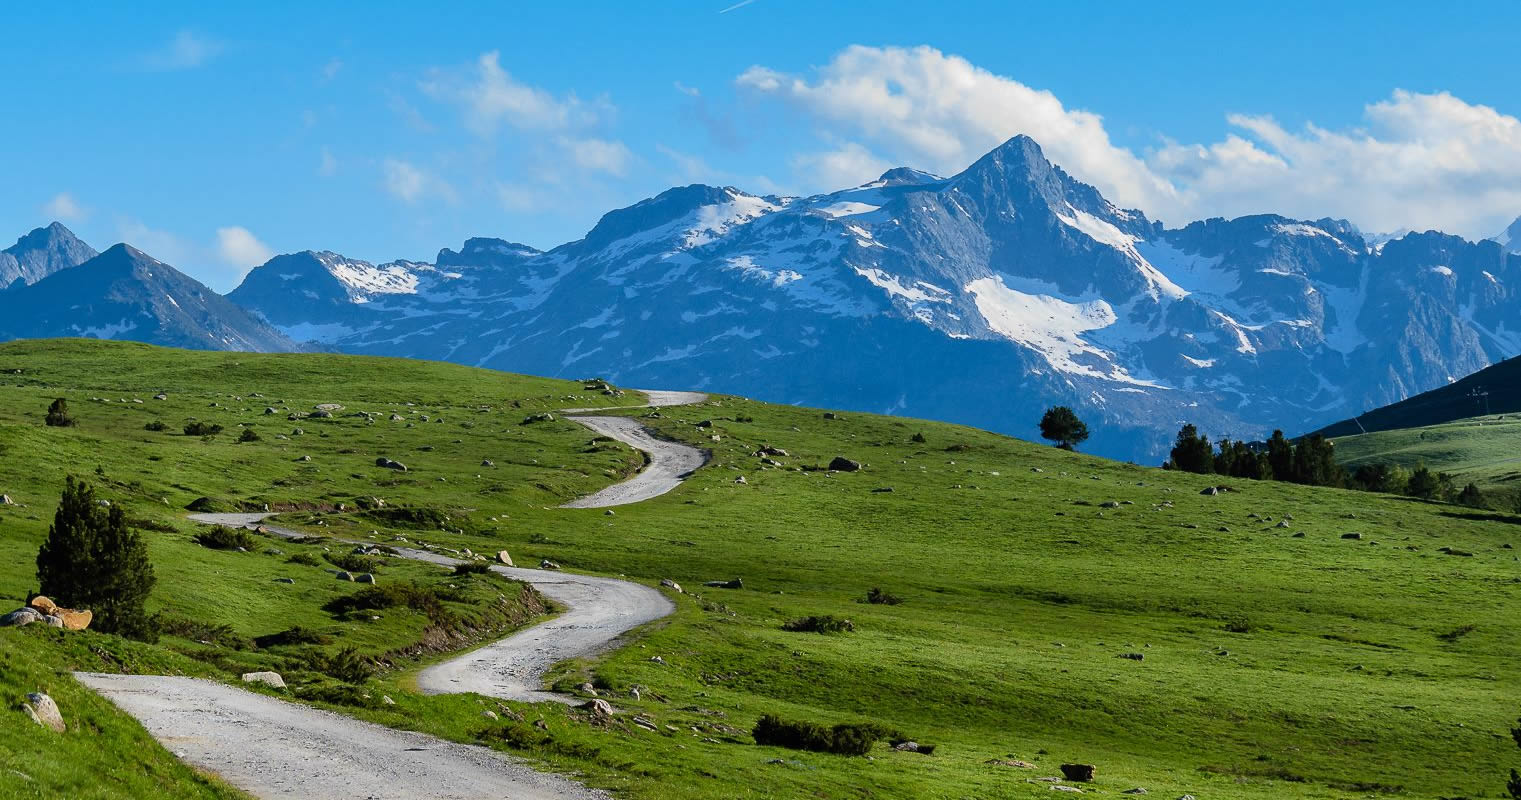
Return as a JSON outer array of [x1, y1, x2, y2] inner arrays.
[[0, 221, 98, 288]]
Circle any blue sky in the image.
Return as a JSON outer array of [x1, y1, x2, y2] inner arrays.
[[5, 1, 1521, 290]]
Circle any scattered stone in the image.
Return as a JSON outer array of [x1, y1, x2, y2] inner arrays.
[[577, 682, 598, 697], [871, 487, 894, 493], [828, 457, 862, 472], [1341, 532, 1362, 540], [22, 693, 64, 732], [355, 573, 377, 584], [0, 494, 14, 505], [274, 578, 295, 584], [241, 671, 286, 690], [986, 759, 1037, 768], [893, 741, 920, 752], [734, 476, 747, 484], [660, 578, 683, 593], [1275, 520, 1290, 528], [1438, 547, 1474, 557], [1199, 486, 1219, 496], [1292, 532, 1306, 538], [604, 509, 615, 516], [481, 459, 495, 467], [1117, 653, 1144, 661], [496, 550, 514, 566], [1121, 790, 1148, 795], [1050, 788, 1083, 794], [580, 699, 614, 720], [382, 695, 395, 705], [703, 578, 743, 589], [374, 458, 408, 471], [153, 393, 168, 401], [335, 571, 354, 581], [1099, 501, 1121, 509], [1060, 764, 1096, 782], [522, 413, 555, 425], [481, 710, 498, 720], [755, 446, 789, 457], [539, 559, 561, 570], [0, 608, 41, 627], [822, 412, 840, 420]]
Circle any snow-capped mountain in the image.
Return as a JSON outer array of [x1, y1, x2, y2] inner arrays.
[[218, 135, 1520, 460], [0, 243, 297, 353], [0, 222, 97, 289]]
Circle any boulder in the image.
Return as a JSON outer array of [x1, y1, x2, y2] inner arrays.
[[660, 578, 683, 593], [1199, 486, 1219, 496], [53, 608, 92, 631], [241, 671, 286, 689], [0, 608, 41, 627], [355, 573, 377, 584], [389, 414, 404, 421], [822, 412, 840, 420], [1059, 764, 1096, 782], [755, 446, 790, 457], [481, 459, 495, 467], [703, 578, 743, 589], [539, 559, 561, 570], [579, 699, 614, 719], [311, 409, 333, 419], [335, 571, 354, 581], [828, 457, 862, 472], [22, 693, 65, 732], [0, 494, 14, 505], [41, 615, 63, 628], [893, 741, 920, 752], [374, 458, 408, 471], [576, 682, 598, 696], [28, 596, 58, 615], [496, 551, 514, 566], [1341, 532, 1362, 540]]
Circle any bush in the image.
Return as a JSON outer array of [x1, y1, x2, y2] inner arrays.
[[752, 714, 894, 756], [303, 646, 373, 683], [157, 614, 252, 649], [323, 582, 446, 620], [325, 552, 382, 573], [865, 587, 903, 605], [192, 526, 257, 551], [45, 398, 75, 427], [254, 625, 331, 648], [184, 421, 224, 436], [144, 420, 168, 432], [286, 552, 322, 567], [1223, 616, 1252, 634], [35, 477, 157, 640], [910, 432, 926, 444], [238, 427, 261, 442], [453, 562, 492, 576], [782, 615, 855, 634]]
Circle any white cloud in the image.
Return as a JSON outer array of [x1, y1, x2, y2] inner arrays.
[[421, 51, 602, 135], [673, 81, 701, 97], [738, 45, 1521, 238], [382, 158, 456, 204], [561, 137, 632, 176], [42, 193, 86, 222], [215, 226, 273, 269], [318, 147, 338, 177], [142, 30, 224, 71], [790, 142, 893, 189], [321, 57, 343, 81]]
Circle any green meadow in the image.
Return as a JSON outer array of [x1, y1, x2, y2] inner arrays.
[[1, 339, 1518, 799]]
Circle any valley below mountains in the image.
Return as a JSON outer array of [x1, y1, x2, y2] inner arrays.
[[6, 135, 1521, 461]]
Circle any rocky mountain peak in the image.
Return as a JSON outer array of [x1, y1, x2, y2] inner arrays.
[[1, 221, 99, 288]]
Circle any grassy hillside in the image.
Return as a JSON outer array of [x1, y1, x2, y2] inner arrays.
[[2, 339, 1520, 799], [1314, 353, 1521, 437], [1333, 412, 1521, 501]]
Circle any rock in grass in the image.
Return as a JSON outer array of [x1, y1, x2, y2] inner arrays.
[[0, 608, 40, 627], [1199, 486, 1219, 496], [828, 457, 862, 472], [274, 577, 295, 584], [579, 699, 613, 720], [1059, 763, 1096, 782], [22, 693, 64, 732], [1341, 532, 1362, 540], [660, 578, 683, 593], [703, 578, 743, 589], [335, 571, 354, 581], [374, 458, 407, 471], [0, 494, 14, 505], [496, 550, 514, 566], [241, 671, 286, 690], [355, 573, 377, 584], [1099, 501, 1121, 509], [539, 559, 561, 570]]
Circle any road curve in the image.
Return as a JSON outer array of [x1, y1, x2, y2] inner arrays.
[[561, 389, 708, 508], [74, 673, 609, 800]]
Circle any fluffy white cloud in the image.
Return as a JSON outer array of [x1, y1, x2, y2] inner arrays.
[[738, 45, 1521, 238], [422, 51, 602, 135], [215, 226, 273, 268], [381, 158, 456, 204], [737, 45, 1177, 212], [142, 30, 223, 71], [561, 137, 633, 176], [42, 193, 86, 222]]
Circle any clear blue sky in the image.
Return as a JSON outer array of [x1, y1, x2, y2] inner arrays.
[[5, 1, 1521, 290]]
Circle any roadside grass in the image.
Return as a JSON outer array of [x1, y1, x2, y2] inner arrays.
[[0, 340, 1518, 799]]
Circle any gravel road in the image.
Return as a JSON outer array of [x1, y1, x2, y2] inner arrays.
[[74, 673, 610, 800], [76, 388, 708, 799]]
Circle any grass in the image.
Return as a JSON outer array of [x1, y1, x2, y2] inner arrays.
[[1, 339, 1519, 799], [1333, 411, 1521, 505]]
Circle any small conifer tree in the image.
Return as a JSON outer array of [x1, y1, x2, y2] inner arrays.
[[35, 477, 157, 640], [44, 397, 75, 427]]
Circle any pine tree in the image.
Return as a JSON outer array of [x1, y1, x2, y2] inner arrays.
[[1458, 482, 1486, 508], [44, 398, 75, 427], [1038, 406, 1089, 451], [1266, 430, 1294, 482], [1406, 464, 1441, 500], [1509, 716, 1521, 798], [35, 477, 157, 640], [1169, 424, 1213, 474]]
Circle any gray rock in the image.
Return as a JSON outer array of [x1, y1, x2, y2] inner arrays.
[[828, 457, 862, 472], [0, 608, 40, 627], [355, 573, 377, 584], [241, 671, 286, 689], [579, 699, 613, 719], [22, 693, 64, 732], [274, 577, 295, 584], [660, 578, 683, 593]]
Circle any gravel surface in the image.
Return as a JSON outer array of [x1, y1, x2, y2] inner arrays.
[[89, 389, 707, 798], [73, 673, 610, 800]]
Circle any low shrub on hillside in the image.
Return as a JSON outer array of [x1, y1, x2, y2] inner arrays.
[[865, 587, 903, 605], [323, 582, 446, 621], [286, 552, 322, 567], [191, 525, 257, 551], [183, 421, 223, 436], [782, 615, 854, 634], [453, 562, 492, 576], [238, 428, 260, 442], [752, 714, 895, 756], [157, 614, 251, 650], [325, 552, 383, 573], [126, 516, 176, 533], [254, 625, 331, 648], [298, 646, 373, 683], [144, 420, 168, 432]]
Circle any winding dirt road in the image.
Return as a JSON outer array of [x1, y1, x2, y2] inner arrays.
[[76, 387, 708, 799]]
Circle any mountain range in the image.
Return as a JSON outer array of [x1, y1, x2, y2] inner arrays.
[[6, 135, 1520, 461]]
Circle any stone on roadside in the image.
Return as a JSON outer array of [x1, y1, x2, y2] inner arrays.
[[496, 550, 514, 566], [580, 699, 613, 720], [241, 671, 286, 690], [660, 578, 683, 593]]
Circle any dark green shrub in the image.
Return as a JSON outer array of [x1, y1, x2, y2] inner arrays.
[[302, 646, 373, 683], [45, 398, 75, 427], [325, 552, 382, 572], [192, 525, 257, 551], [453, 562, 491, 576], [752, 714, 893, 756], [157, 614, 251, 649], [286, 552, 322, 567], [238, 427, 261, 442], [255, 625, 331, 648], [782, 615, 854, 634], [323, 582, 446, 621], [910, 432, 926, 443], [865, 587, 902, 605], [36, 477, 157, 640], [144, 420, 168, 432], [184, 421, 224, 436]]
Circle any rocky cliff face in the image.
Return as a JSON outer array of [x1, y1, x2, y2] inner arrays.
[[0, 222, 97, 289]]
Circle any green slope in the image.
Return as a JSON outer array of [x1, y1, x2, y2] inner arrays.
[[1333, 412, 1521, 498], [1314, 353, 1521, 437], [0, 339, 1519, 799]]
